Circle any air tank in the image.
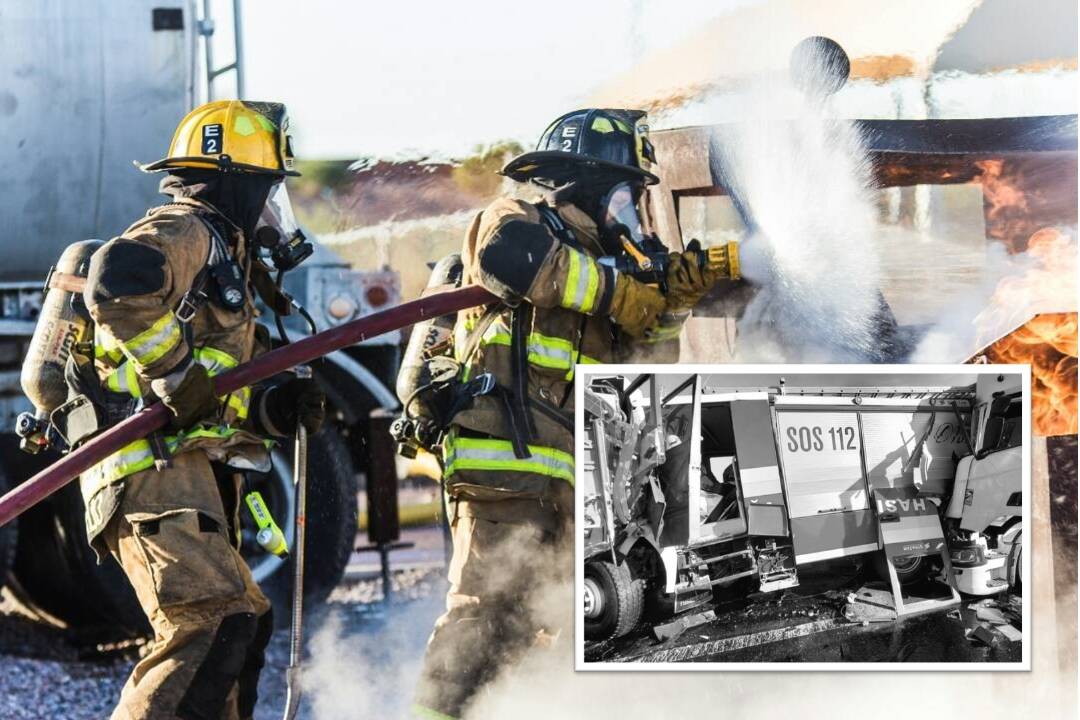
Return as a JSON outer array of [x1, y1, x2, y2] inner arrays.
[[395, 253, 463, 417], [21, 240, 103, 417]]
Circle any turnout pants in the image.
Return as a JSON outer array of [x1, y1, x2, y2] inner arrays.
[[413, 476, 573, 720], [99, 450, 273, 720]]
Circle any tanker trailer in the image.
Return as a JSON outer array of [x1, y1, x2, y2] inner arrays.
[[0, 0, 401, 638]]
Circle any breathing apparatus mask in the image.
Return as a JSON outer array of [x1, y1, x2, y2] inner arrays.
[[255, 181, 313, 272], [598, 180, 649, 250]]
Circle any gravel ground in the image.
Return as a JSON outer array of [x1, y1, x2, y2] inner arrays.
[[0, 567, 446, 720]]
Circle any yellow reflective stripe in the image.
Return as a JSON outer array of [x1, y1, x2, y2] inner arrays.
[[560, 249, 600, 313], [476, 325, 603, 379], [192, 347, 250, 419], [581, 257, 599, 313], [562, 250, 581, 309], [181, 426, 240, 442], [195, 346, 239, 373], [94, 334, 124, 366], [105, 362, 142, 398], [94, 423, 251, 484], [120, 312, 181, 367], [227, 386, 251, 420], [94, 435, 181, 483], [444, 434, 574, 485], [103, 345, 249, 418]]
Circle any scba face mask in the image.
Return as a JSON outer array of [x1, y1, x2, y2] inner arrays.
[[255, 181, 312, 271], [598, 180, 647, 249]]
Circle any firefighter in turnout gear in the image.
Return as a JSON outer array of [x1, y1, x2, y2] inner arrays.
[[78, 100, 324, 720], [412, 109, 725, 718]]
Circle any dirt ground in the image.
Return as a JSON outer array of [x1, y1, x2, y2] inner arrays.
[[0, 527, 449, 720], [585, 559, 1024, 665]]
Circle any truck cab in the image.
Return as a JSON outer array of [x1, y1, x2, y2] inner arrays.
[[945, 374, 1024, 595]]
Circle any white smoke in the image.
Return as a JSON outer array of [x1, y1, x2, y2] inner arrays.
[[913, 226, 1078, 362], [295, 591, 442, 720]]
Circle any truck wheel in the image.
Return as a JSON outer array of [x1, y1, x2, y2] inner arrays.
[[584, 560, 644, 641], [245, 428, 358, 624], [8, 428, 358, 640], [9, 476, 149, 639], [872, 552, 929, 585]]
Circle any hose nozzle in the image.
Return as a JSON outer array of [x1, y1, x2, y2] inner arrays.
[[704, 240, 741, 280]]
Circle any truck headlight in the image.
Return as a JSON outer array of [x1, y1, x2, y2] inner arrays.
[[326, 294, 358, 324]]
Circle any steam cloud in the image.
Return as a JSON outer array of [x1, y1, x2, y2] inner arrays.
[[710, 59, 885, 362]]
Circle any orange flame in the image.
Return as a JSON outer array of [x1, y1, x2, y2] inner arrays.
[[971, 228, 1078, 436], [981, 313, 1078, 437]]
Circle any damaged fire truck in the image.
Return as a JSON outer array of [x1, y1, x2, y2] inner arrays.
[[582, 372, 1023, 641]]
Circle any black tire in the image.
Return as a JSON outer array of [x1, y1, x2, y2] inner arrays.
[[5, 436, 148, 640], [871, 552, 929, 585], [583, 560, 644, 641], [249, 428, 358, 625], [6, 429, 358, 638]]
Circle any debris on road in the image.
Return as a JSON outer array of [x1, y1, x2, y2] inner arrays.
[[652, 611, 716, 643]]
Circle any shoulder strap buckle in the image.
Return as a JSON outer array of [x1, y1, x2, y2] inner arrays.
[[175, 288, 207, 323]]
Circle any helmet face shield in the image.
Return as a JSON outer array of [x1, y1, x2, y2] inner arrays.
[[599, 181, 647, 247], [259, 181, 304, 244], [256, 181, 313, 271]]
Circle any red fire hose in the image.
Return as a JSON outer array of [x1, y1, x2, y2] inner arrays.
[[0, 285, 497, 528]]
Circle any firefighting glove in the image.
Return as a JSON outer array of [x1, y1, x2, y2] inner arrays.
[[153, 362, 219, 431], [608, 273, 667, 338], [664, 239, 721, 312], [263, 377, 326, 436]]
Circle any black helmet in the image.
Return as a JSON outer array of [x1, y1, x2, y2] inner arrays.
[[502, 108, 659, 185]]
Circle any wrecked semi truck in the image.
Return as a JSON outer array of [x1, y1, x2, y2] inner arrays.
[[582, 373, 1023, 640], [0, 1, 401, 638]]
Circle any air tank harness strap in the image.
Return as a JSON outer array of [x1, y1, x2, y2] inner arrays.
[[175, 214, 230, 323]]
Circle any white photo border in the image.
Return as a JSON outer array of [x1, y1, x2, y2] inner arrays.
[[574, 363, 1032, 672]]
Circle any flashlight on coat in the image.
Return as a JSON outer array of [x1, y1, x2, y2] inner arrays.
[[245, 490, 289, 558]]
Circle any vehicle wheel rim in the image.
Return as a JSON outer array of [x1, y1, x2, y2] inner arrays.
[[583, 577, 604, 619], [240, 448, 296, 585]]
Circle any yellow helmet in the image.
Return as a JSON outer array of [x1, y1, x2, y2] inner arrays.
[[139, 100, 300, 176]]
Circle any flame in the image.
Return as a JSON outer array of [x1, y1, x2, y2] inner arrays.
[[975, 158, 1078, 254], [980, 313, 1078, 437], [970, 227, 1078, 436]]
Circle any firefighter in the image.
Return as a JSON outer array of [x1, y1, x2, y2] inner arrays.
[[78, 100, 324, 720], [412, 108, 722, 718]]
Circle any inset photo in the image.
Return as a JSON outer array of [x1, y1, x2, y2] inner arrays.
[[576, 366, 1030, 670]]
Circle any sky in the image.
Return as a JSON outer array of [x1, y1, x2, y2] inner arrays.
[[234, 0, 757, 159], [226, 0, 1077, 160]]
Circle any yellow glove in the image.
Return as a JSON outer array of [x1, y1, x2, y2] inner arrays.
[[608, 273, 667, 338], [665, 242, 721, 312]]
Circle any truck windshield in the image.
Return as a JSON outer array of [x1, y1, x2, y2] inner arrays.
[[979, 394, 1022, 455]]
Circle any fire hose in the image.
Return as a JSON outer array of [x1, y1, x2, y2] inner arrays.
[[0, 284, 497, 528]]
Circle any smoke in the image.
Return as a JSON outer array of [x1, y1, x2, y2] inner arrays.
[[912, 226, 1078, 362], [293, 584, 443, 720], [469, 571, 1073, 720], [707, 53, 885, 362]]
